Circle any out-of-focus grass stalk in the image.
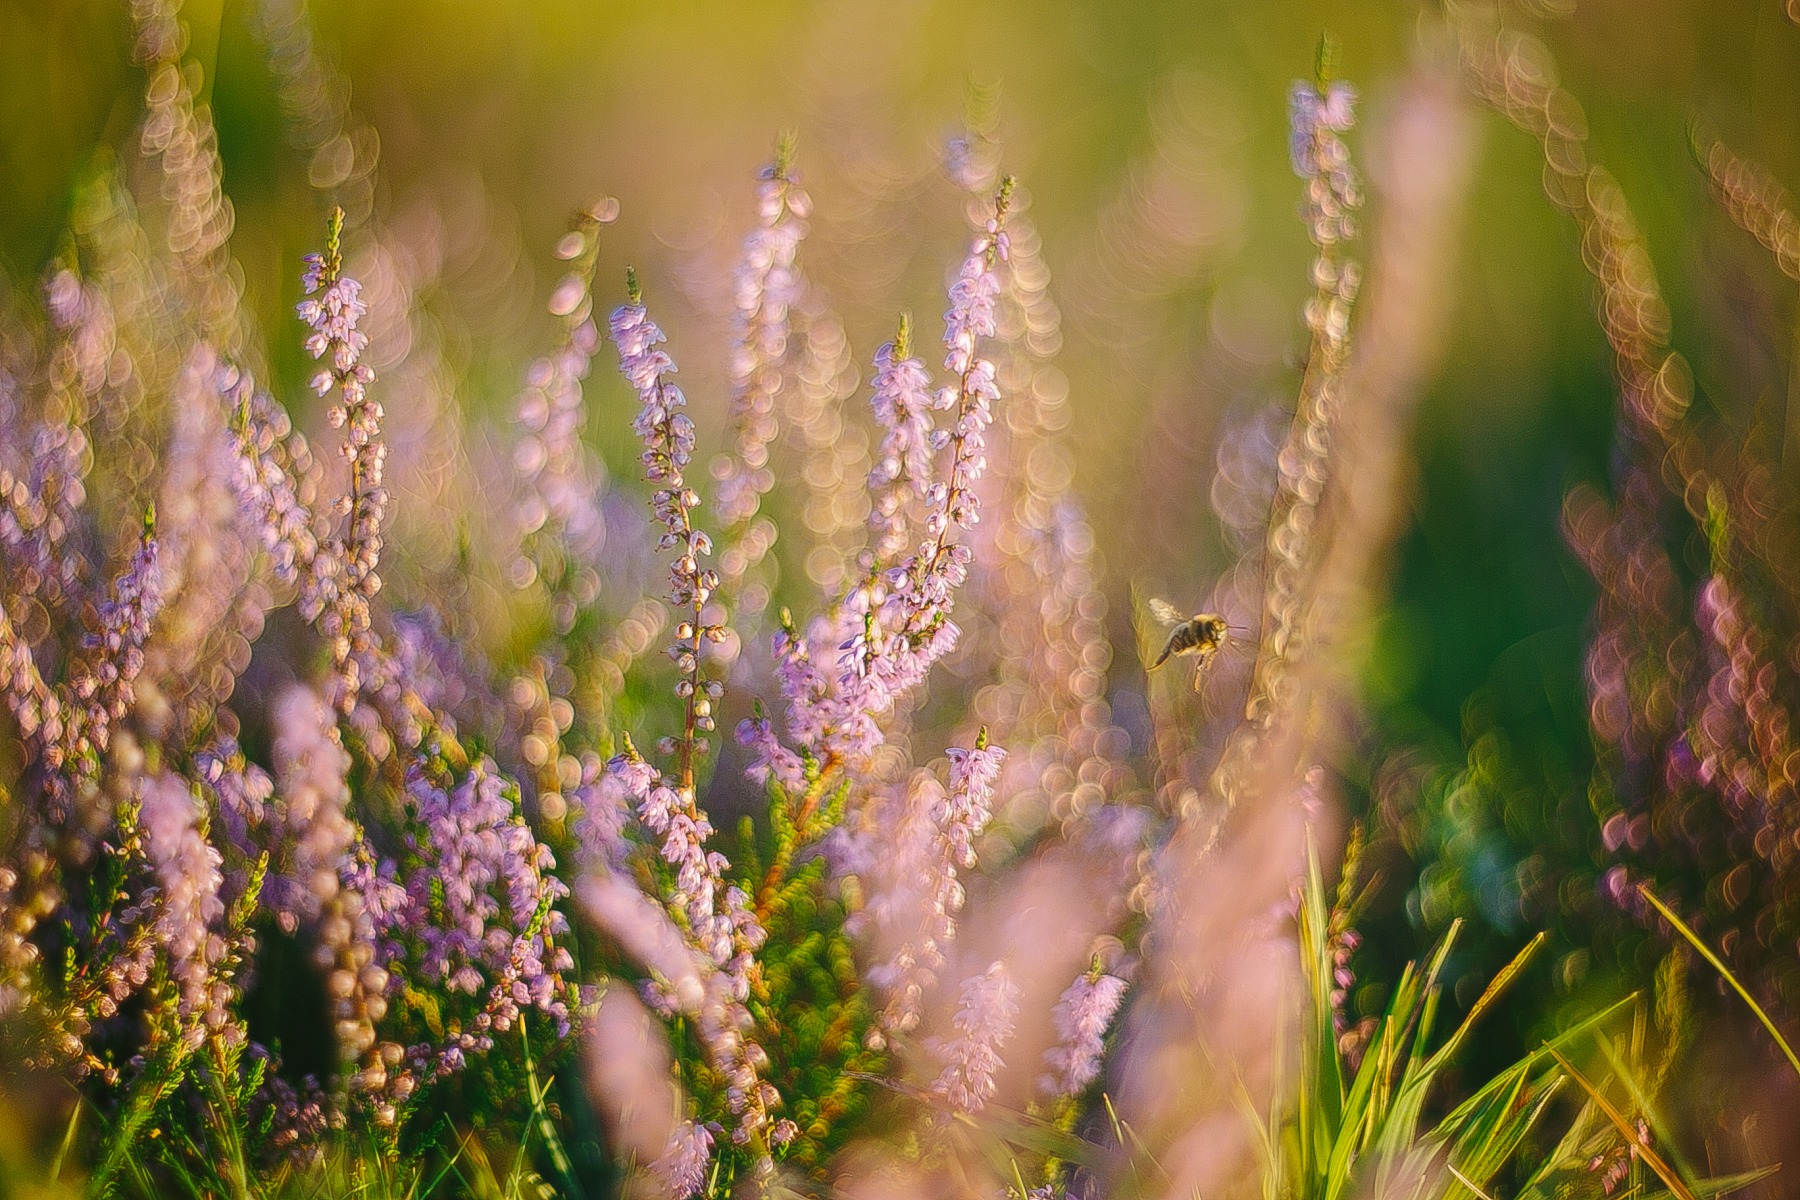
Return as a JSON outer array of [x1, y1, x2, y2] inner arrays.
[[1638, 884, 1800, 1081]]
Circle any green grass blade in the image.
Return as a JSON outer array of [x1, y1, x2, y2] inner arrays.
[[1639, 884, 1800, 1080], [1546, 1047, 1697, 1200], [1424, 932, 1545, 1075]]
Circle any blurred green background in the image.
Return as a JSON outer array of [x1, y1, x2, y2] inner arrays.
[[5, 0, 1798, 1088]]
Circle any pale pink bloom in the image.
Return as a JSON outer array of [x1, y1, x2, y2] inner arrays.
[[579, 871, 706, 1015], [1289, 80, 1358, 177], [860, 735, 1007, 1033], [1040, 970, 1128, 1099], [270, 685, 353, 933], [139, 771, 227, 1046], [715, 156, 808, 535], [864, 334, 937, 566], [930, 960, 1019, 1114], [650, 1119, 715, 1200]]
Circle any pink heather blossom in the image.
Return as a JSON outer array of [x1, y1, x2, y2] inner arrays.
[[138, 771, 227, 1047], [840, 203, 1010, 721], [0, 418, 90, 613], [513, 209, 610, 582], [942, 737, 1005, 868], [582, 987, 712, 1197], [1289, 80, 1357, 177], [930, 960, 1019, 1114], [605, 286, 780, 1152], [942, 231, 1006, 378], [196, 738, 274, 901], [609, 291, 723, 751], [219, 364, 324, 600], [1289, 79, 1360, 251], [298, 271, 369, 384], [256, 1070, 332, 1165], [572, 748, 653, 872], [1040, 969, 1127, 1099], [623, 752, 775, 1141], [578, 871, 706, 1015], [864, 328, 937, 566], [637, 777, 729, 962], [328, 832, 405, 1070], [397, 758, 574, 1048], [270, 685, 353, 933], [745, 186, 1015, 781], [737, 705, 805, 795], [649, 1118, 715, 1200], [860, 734, 1008, 1033], [299, 211, 386, 711], [71, 512, 163, 759], [714, 154, 808, 536]]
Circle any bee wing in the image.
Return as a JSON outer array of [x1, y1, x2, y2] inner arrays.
[[1147, 597, 1184, 626]]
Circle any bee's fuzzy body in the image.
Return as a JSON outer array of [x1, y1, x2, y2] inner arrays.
[[1147, 602, 1232, 689]]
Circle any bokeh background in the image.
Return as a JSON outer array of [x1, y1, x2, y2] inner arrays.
[[5, 0, 1799, 1157]]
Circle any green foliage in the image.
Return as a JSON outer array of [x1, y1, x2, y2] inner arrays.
[[1241, 843, 1756, 1200], [644, 765, 884, 1186]]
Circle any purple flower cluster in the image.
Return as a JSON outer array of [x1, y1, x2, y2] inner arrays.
[[1040, 967, 1127, 1099], [611, 295, 725, 761], [299, 208, 386, 711], [602, 286, 784, 1161], [394, 758, 576, 1071], [74, 514, 164, 757], [743, 182, 1016, 777], [138, 771, 229, 1049], [268, 686, 354, 932], [597, 740, 778, 1153], [863, 323, 938, 568], [1289, 80, 1357, 183], [222, 365, 324, 600], [714, 150, 809, 545], [650, 1118, 716, 1200], [929, 960, 1019, 1114], [859, 734, 1007, 1033]]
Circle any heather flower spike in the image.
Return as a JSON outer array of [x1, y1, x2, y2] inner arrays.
[[610, 269, 723, 788], [138, 772, 227, 1049], [1040, 958, 1127, 1100], [74, 504, 163, 759], [756, 179, 1016, 781], [861, 727, 1008, 1035], [299, 204, 385, 713], [930, 960, 1019, 1114], [512, 200, 614, 596], [714, 135, 810, 598], [608, 275, 781, 1166], [864, 312, 936, 568]]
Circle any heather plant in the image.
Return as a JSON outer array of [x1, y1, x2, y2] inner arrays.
[[0, 2, 1792, 1199]]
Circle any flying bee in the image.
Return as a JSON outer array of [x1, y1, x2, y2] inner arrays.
[[1146, 598, 1242, 690]]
